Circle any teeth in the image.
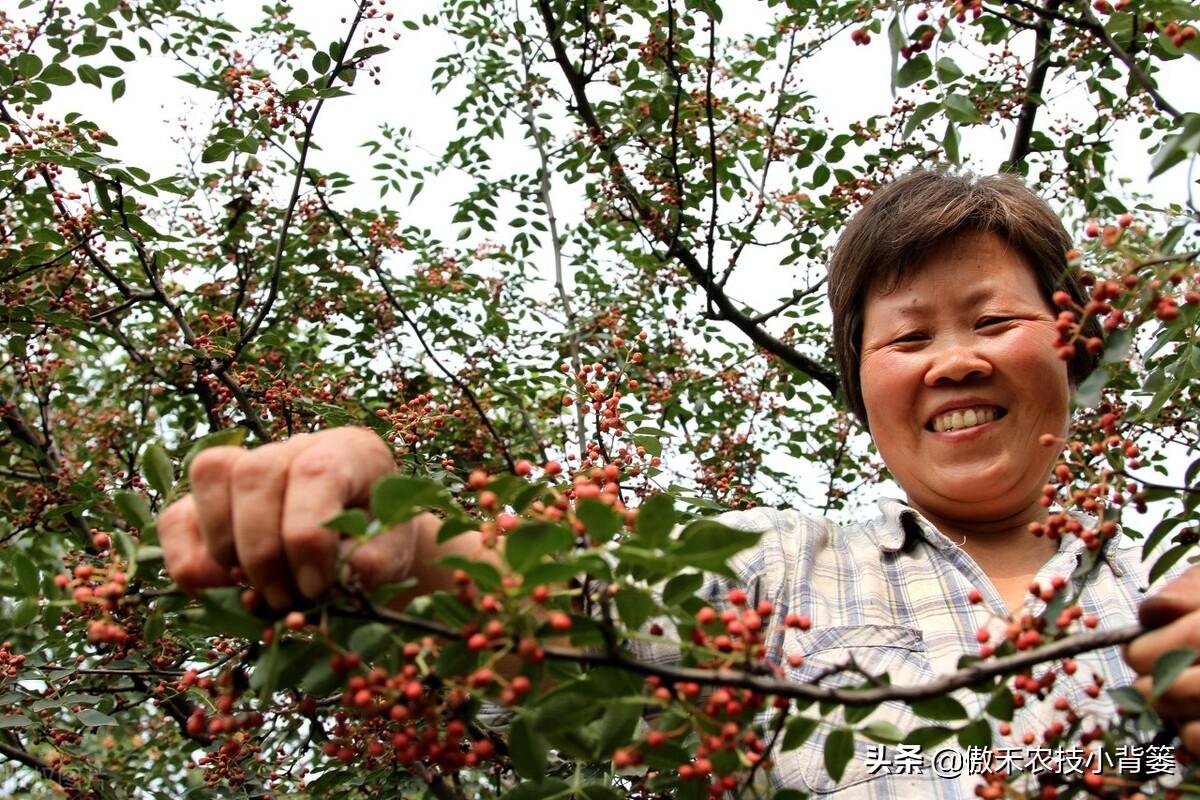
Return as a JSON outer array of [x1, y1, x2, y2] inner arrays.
[[932, 406, 999, 433]]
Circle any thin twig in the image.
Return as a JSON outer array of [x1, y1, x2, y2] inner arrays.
[[224, 0, 371, 365]]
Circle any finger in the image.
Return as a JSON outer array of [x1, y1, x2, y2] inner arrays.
[[230, 443, 304, 609], [1133, 667, 1200, 721], [1126, 607, 1200, 674], [1139, 565, 1200, 630], [1183, 721, 1200, 761], [282, 428, 396, 598], [159, 495, 234, 592], [188, 446, 242, 569], [339, 522, 418, 595]]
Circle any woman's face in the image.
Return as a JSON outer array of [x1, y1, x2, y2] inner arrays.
[[859, 230, 1070, 525]]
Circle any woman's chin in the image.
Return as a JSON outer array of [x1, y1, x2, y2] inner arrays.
[[907, 469, 1039, 522]]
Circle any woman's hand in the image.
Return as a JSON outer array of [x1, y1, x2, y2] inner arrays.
[[1124, 566, 1200, 756], [158, 426, 415, 610]]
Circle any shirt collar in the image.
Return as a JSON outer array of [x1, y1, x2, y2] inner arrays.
[[870, 496, 1126, 572]]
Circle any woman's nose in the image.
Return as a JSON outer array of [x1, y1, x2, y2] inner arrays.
[[924, 340, 993, 386]]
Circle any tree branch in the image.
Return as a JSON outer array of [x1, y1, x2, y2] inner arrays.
[[345, 593, 1144, 707], [223, 0, 371, 366], [303, 174, 516, 471], [1003, 0, 1062, 169], [512, 18, 588, 454], [534, 0, 839, 395], [0, 394, 93, 546]]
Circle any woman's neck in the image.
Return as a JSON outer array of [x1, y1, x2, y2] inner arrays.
[[907, 500, 1061, 581]]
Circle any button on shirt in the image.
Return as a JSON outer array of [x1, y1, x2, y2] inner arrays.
[[625, 498, 1179, 798]]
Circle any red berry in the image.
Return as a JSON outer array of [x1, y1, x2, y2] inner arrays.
[[514, 459, 533, 476], [544, 460, 562, 476], [284, 611, 306, 631], [548, 611, 572, 632], [727, 588, 747, 606], [967, 588, 983, 604]]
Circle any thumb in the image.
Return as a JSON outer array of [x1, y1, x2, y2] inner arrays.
[[1138, 565, 1200, 630]]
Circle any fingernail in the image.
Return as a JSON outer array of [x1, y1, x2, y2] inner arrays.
[[296, 564, 325, 598]]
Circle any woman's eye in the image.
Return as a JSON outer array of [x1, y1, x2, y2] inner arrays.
[[978, 316, 1013, 328], [891, 332, 925, 344]]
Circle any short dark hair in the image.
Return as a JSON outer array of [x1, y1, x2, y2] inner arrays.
[[827, 169, 1101, 426]]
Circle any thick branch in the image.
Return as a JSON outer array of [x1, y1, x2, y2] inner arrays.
[[0, 738, 77, 791], [1004, 0, 1062, 169], [535, 0, 839, 395], [347, 595, 1143, 707]]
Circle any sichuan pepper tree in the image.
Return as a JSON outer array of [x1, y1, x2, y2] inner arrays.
[[1, 0, 1199, 797]]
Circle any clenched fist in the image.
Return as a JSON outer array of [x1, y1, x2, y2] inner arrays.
[[158, 427, 421, 609]]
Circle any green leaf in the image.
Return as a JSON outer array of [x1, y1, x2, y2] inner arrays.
[[111, 78, 126, 100], [436, 555, 502, 592], [903, 101, 940, 140], [76, 709, 118, 726], [1150, 112, 1200, 179], [509, 714, 548, 780], [77, 63, 102, 88], [437, 515, 477, 544], [1152, 647, 1199, 699], [201, 141, 234, 163], [635, 493, 676, 548], [348, 623, 394, 660], [322, 509, 369, 537], [112, 490, 152, 529], [370, 475, 452, 526], [942, 121, 961, 165], [505, 523, 573, 573], [614, 585, 657, 632], [823, 727, 854, 783], [13, 552, 39, 597], [662, 572, 703, 606], [197, 588, 264, 640], [675, 520, 762, 576], [985, 687, 1015, 722], [14, 53, 43, 79], [903, 725, 955, 748], [40, 64, 75, 85], [143, 611, 165, 644], [141, 442, 174, 498], [594, 700, 640, 758], [861, 719, 905, 744], [0, 715, 33, 729], [957, 717, 991, 748], [911, 694, 967, 721], [936, 57, 964, 83], [895, 54, 932, 88], [781, 716, 819, 752], [943, 93, 979, 124], [111, 45, 135, 62], [313, 50, 331, 74], [12, 597, 39, 629], [576, 498, 622, 543]]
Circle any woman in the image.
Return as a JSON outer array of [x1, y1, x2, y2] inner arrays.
[[159, 170, 1198, 796]]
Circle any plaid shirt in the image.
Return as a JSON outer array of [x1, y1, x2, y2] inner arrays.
[[627, 498, 1182, 797]]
